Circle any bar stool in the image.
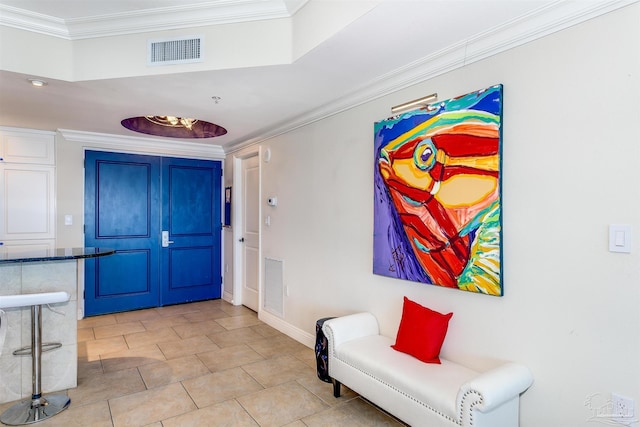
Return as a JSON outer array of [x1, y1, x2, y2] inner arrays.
[[0, 292, 71, 425]]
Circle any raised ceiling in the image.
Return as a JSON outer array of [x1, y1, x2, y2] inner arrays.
[[0, 0, 633, 152]]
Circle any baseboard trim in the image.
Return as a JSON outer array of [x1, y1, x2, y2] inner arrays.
[[222, 291, 234, 305], [258, 310, 314, 349]]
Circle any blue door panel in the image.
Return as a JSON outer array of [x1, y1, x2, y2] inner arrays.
[[97, 161, 151, 238], [169, 247, 214, 289], [97, 251, 151, 296], [84, 256, 156, 314], [169, 166, 213, 235]]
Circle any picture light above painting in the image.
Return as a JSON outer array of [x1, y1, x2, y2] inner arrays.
[[373, 85, 503, 296]]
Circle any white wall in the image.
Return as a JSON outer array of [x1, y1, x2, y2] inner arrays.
[[229, 5, 640, 426], [1, 20, 292, 81]]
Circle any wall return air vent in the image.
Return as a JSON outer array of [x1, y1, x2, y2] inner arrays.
[[147, 36, 203, 66]]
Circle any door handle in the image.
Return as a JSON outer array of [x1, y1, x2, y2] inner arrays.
[[239, 237, 245, 243], [162, 231, 174, 247]]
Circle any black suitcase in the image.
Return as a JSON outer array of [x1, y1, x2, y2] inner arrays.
[[315, 317, 335, 383]]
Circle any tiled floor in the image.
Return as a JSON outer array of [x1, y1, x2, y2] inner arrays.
[[0, 299, 405, 426]]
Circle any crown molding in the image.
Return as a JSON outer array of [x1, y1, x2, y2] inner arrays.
[[0, 125, 56, 137], [58, 129, 225, 160], [225, 0, 638, 154], [0, 5, 69, 38], [0, 0, 305, 40]]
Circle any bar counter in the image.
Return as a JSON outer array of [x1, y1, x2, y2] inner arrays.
[[0, 247, 115, 264], [0, 247, 114, 404]]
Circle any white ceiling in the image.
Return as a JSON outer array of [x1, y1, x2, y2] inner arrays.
[[0, 0, 632, 152]]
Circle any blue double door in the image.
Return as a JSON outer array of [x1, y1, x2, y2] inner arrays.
[[84, 151, 222, 316]]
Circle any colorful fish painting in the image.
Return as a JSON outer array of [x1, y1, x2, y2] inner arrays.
[[373, 85, 503, 295]]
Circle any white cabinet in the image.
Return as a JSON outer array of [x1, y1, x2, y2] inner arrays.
[[0, 127, 56, 250], [0, 164, 56, 240], [0, 128, 55, 165], [0, 239, 55, 253]]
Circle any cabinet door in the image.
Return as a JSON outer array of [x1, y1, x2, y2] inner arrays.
[[0, 164, 56, 241], [0, 128, 55, 165], [0, 239, 55, 255]]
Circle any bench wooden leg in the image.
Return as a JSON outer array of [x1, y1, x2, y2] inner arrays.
[[332, 379, 341, 397]]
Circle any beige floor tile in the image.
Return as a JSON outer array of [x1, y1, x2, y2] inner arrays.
[[179, 299, 220, 311], [141, 315, 190, 331], [183, 307, 230, 322], [172, 320, 226, 339], [68, 367, 146, 407], [197, 344, 264, 372], [247, 334, 309, 359], [296, 371, 358, 406], [158, 335, 219, 360], [93, 320, 145, 340], [153, 304, 201, 317], [182, 367, 263, 408], [238, 381, 328, 427], [301, 397, 406, 427], [207, 327, 265, 348], [100, 344, 166, 373], [114, 308, 162, 324], [20, 400, 113, 427], [162, 399, 259, 427], [78, 336, 128, 361], [15, 300, 399, 427], [77, 315, 117, 329], [250, 323, 283, 338], [109, 382, 196, 427], [242, 355, 311, 388], [77, 357, 103, 380], [124, 327, 181, 349], [77, 327, 95, 342], [294, 347, 317, 369], [219, 304, 255, 317], [139, 354, 210, 389], [202, 299, 225, 308], [215, 314, 262, 330]]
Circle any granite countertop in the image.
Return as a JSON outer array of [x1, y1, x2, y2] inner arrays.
[[0, 247, 115, 264]]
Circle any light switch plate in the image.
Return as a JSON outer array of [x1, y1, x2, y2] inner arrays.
[[609, 224, 631, 253]]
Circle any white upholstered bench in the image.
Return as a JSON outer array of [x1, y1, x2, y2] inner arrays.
[[323, 312, 533, 427]]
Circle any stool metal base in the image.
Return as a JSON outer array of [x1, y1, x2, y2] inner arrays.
[[12, 342, 62, 357], [0, 394, 70, 425]]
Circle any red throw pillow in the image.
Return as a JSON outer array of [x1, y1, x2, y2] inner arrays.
[[391, 296, 453, 364]]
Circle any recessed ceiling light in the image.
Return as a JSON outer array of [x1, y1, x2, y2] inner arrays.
[[27, 78, 48, 87]]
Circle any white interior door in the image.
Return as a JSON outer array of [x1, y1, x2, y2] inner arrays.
[[241, 155, 260, 311]]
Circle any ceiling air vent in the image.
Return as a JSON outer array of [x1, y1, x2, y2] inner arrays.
[[147, 36, 203, 66]]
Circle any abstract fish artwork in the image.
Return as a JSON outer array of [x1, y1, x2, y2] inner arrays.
[[373, 85, 503, 296]]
